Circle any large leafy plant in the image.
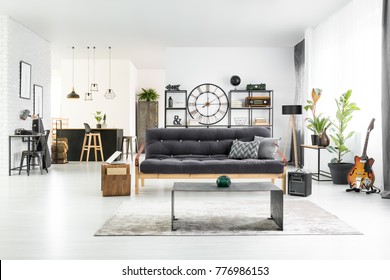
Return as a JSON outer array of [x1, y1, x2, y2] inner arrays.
[[326, 90, 360, 163], [138, 88, 159, 101], [304, 88, 330, 135]]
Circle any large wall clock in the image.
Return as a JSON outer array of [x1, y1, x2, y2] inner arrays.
[[187, 83, 229, 125]]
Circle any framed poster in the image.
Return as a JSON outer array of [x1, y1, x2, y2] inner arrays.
[[20, 61, 32, 99], [33, 84, 43, 118]]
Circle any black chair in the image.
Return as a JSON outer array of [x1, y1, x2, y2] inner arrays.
[[19, 130, 50, 175]]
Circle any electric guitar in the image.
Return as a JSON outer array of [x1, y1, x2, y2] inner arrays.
[[347, 118, 375, 192]]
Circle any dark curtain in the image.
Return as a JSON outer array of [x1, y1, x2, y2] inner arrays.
[[291, 39, 305, 167], [382, 0, 390, 198]]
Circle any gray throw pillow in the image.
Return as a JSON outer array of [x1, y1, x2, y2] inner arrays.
[[254, 136, 280, 159], [228, 140, 260, 159]]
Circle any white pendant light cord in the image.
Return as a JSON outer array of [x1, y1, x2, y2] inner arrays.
[[109, 46, 111, 89], [93, 46, 96, 84], [87, 46, 90, 89], [72, 46, 75, 88]]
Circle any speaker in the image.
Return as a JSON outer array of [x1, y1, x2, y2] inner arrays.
[[288, 171, 312, 197]]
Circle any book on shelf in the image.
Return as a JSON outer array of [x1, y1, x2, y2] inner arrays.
[[253, 117, 268, 126]]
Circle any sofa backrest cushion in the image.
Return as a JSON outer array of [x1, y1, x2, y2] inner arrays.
[[145, 127, 271, 158]]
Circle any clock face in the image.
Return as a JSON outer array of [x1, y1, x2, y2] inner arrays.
[[187, 83, 229, 125]]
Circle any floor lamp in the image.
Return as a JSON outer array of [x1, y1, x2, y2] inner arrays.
[[282, 105, 302, 168]]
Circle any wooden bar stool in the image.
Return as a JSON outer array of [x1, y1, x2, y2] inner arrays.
[[120, 136, 138, 161], [80, 123, 104, 162]]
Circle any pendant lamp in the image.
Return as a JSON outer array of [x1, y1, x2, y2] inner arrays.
[[85, 47, 93, 101], [67, 46, 80, 99], [104, 46, 116, 99], [90, 46, 98, 92]]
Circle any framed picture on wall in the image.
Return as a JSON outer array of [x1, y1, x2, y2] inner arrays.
[[20, 61, 32, 99], [33, 84, 43, 118]]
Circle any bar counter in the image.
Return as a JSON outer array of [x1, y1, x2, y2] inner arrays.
[[58, 128, 123, 161]]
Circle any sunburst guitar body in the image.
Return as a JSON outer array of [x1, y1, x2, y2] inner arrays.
[[347, 156, 375, 189], [346, 118, 375, 192]]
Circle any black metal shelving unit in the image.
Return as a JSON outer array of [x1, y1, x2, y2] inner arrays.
[[228, 89, 273, 136], [164, 90, 188, 128]]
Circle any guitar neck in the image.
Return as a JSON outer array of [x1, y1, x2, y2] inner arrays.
[[361, 131, 370, 159]]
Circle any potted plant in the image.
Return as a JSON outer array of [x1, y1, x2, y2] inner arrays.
[[327, 90, 360, 184], [304, 88, 330, 145], [94, 111, 103, 128], [137, 88, 159, 148]]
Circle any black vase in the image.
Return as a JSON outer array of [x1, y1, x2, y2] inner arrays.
[[311, 134, 320, 146], [328, 162, 354, 184]]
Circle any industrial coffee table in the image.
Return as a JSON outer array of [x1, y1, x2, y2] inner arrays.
[[171, 182, 283, 231]]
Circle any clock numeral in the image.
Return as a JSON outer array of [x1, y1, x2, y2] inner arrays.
[[200, 116, 210, 125], [197, 87, 203, 95], [190, 109, 198, 116], [206, 84, 210, 92]]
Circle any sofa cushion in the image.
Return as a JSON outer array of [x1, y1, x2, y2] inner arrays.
[[140, 155, 284, 174], [254, 136, 280, 159], [228, 140, 260, 159], [145, 127, 271, 158]]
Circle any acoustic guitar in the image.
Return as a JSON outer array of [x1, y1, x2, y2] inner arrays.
[[347, 118, 375, 192]]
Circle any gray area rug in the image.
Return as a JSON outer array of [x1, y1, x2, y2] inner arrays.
[[95, 199, 362, 236]]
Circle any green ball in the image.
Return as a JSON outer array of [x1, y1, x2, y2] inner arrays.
[[216, 175, 231, 188]]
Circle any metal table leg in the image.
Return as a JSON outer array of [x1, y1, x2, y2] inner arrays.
[[270, 190, 284, 230]]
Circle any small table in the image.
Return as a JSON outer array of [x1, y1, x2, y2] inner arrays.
[[301, 145, 332, 181], [101, 163, 131, 196], [171, 182, 283, 231]]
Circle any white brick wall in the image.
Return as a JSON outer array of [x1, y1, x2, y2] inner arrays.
[[0, 15, 51, 175]]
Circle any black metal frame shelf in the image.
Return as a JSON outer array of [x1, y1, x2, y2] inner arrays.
[[228, 89, 274, 136], [165, 90, 188, 128], [163, 89, 274, 131], [301, 145, 333, 182]]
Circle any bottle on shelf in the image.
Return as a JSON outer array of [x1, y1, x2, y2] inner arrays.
[[168, 96, 173, 108]]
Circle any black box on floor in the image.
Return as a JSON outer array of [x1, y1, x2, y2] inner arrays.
[[288, 171, 312, 197]]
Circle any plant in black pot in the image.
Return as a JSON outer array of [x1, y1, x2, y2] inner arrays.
[[304, 88, 331, 145], [327, 90, 360, 184], [94, 111, 103, 128]]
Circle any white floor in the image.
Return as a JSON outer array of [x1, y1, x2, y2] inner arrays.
[[1, 162, 390, 260]]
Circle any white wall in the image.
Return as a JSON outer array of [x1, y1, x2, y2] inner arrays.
[[56, 58, 136, 136], [0, 15, 51, 175], [136, 69, 166, 128], [305, 0, 383, 185], [166, 47, 296, 150]]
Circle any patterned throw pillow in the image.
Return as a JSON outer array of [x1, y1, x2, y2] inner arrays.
[[254, 136, 280, 159], [228, 140, 260, 159]]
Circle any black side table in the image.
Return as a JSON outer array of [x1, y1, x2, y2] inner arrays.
[[301, 145, 332, 181]]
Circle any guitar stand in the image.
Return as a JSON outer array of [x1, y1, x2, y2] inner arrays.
[[346, 185, 380, 194]]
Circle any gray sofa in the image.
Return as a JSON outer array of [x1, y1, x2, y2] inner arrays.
[[135, 127, 286, 194]]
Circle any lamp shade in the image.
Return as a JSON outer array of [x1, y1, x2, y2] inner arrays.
[[282, 105, 302, 115], [67, 87, 80, 99], [20, 109, 30, 120]]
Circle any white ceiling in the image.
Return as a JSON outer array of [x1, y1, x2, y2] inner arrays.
[[1, 0, 352, 68]]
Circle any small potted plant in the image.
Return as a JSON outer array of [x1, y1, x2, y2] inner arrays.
[[94, 111, 103, 128], [327, 90, 360, 184], [304, 88, 330, 145]]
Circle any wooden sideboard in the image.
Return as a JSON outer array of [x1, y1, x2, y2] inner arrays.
[[59, 128, 123, 161]]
